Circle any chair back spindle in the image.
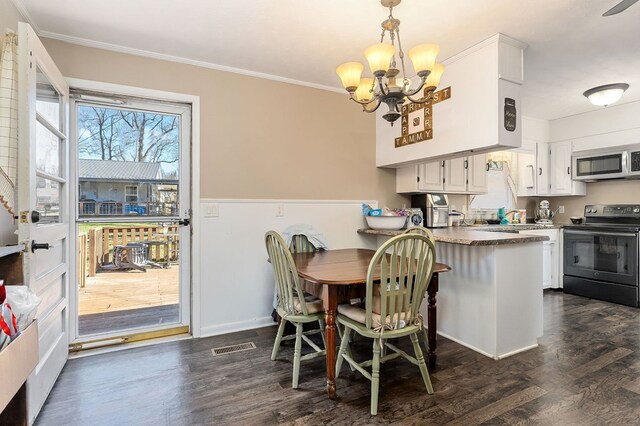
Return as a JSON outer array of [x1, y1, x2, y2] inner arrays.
[[365, 234, 435, 331]]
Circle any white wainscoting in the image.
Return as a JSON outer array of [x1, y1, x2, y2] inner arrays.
[[197, 199, 379, 337]]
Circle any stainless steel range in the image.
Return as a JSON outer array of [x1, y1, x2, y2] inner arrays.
[[563, 204, 640, 307]]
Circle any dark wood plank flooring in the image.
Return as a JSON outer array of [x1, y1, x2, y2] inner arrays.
[[78, 304, 180, 336], [36, 291, 640, 425]]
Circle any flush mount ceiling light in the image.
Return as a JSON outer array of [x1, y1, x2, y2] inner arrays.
[[583, 83, 630, 107], [335, 0, 445, 125]]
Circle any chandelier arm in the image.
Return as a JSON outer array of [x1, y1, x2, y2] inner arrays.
[[402, 77, 428, 97], [348, 93, 380, 107], [363, 99, 382, 113], [406, 91, 434, 104], [378, 76, 390, 96]]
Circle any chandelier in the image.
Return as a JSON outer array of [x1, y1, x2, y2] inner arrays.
[[336, 0, 445, 125]]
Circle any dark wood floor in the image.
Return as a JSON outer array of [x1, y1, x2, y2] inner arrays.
[[78, 304, 180, 336], [36, 291, 640, 425]]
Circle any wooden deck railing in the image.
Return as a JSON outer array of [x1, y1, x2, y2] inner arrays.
[[77, 225, 181, 284]]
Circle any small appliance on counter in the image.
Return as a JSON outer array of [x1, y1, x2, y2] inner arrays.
[[411, 194, 449, 228], [535, 200, 556, 224], [405, 208, 424, 228]]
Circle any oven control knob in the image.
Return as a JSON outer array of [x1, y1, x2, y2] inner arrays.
[[634, 208, 640, 214], [586, 208, 592, 213], [592, 208, 597, 213]]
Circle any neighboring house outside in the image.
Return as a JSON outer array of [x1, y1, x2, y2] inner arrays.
[[78, 159, 178, 216]]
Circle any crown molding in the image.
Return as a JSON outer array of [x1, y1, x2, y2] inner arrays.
[[9, 0, 40, 32], [37, 29, 344, 94]]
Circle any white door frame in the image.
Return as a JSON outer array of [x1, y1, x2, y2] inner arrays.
[[66, 78, 201, 340]]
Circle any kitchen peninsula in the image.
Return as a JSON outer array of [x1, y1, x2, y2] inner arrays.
[[358, 227, 549, 359]]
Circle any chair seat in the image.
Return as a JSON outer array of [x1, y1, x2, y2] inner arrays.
[[293, 295, 324, 314], [337, 303, 412, 330]]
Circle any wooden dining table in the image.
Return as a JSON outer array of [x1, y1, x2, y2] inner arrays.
[[291, 248, 450, 399]]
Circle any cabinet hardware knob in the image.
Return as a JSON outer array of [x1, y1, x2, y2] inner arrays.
[[567, 166, 571, 175], [539, 168, 542, 176]]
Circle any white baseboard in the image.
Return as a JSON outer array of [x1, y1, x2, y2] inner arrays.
[[437, 331, 538, 360], [199, 316, 276, 338]]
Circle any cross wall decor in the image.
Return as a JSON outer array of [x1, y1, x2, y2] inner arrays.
[[394, 86, 451, 148]]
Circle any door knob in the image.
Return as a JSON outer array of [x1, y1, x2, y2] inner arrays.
[[31, 240, 50, 252], [178, 218, 190, 226], [31, 211, 40, 223]]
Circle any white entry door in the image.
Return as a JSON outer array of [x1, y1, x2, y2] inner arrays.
[[17, 22, 70, 422]]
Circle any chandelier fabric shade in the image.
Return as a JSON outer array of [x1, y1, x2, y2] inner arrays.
[[335, 0, 446, 125]]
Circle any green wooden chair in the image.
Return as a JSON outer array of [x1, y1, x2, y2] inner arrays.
[[265, 231, 326, 389], [335, 233, 436, 415], [404, 225, 436, 244], [403, 226, 436, 350]]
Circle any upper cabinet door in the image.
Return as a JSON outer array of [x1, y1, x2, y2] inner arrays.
[[516, 152, 537, 196], [467, 154, 488, 194], [550, 141, 573, 194], [396, 164, 420, 193], [536, 142, 550, 195], [419, 161, 444, 192], [444, 158, 467, 192]]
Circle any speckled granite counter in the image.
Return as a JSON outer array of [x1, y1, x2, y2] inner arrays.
[[357, 227, 550, 246]]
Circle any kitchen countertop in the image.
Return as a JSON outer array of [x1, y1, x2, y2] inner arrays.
[[357, 226, 551, 246]]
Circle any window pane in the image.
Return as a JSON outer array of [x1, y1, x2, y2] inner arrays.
[[77, 105, 180, 218], [36, 176, 61, 223], [36, 122, 61, 176], [36, 66, 61, 130]]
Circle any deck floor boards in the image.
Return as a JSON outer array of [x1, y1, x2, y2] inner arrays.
[[36, 291, 640, 425]]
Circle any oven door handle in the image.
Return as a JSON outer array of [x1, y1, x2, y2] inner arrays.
[[564, 229, 638, 238]]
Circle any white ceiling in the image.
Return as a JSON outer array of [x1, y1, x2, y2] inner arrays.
[[13, 0, 640, 120]]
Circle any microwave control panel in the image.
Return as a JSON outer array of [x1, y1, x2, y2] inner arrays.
[[631, 151, 640, 172]]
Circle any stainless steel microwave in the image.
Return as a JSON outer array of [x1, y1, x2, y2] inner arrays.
[[573, 144, 640, 181]]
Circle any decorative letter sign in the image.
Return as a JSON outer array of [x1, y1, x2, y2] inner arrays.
[[394, 87, 451, 148]]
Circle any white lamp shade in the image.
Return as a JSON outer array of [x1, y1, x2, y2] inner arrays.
[[585, 85, 628, 106], [408, 44, 440, 75], [336, 62, 364, 91], [589, 89, 624, 106], [425, 63, 445, 88], [364, 43, 396, 75], [355, 78, 375, 102]]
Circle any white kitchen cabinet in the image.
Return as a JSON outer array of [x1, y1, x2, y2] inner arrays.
[[550, 141, 586, 195], [396, 164, 420, 193], [536, 142, 550, 195], [396, 155, 488, 194], [421, 161, 445, 191], [511, 141, 585, 197], [519, 228, 560, 289], [467, 154, 489, 193], [444, 158, 467, 192], [516, 152, 536, 196], [396, 161, 443, 193]]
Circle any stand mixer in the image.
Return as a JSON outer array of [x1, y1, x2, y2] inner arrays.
[[535, 200, 557, 224]]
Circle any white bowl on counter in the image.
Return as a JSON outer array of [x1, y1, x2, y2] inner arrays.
[[365, 215, 407, 230]]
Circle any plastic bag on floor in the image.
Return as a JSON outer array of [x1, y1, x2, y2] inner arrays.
[[5, 284, 41, 331]]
